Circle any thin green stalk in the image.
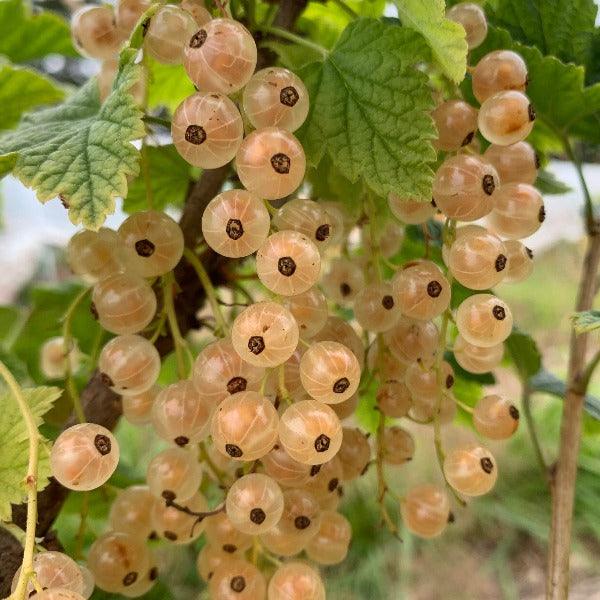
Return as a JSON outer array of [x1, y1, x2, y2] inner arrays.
[[62, 287, 90, 423], [522, 385, 549, 484], [162, 273, 190, 379], [183, 248, 230, 336], [198, 441, 227, 487], [262, 26, 328, 58], [149, 309, 167, 344], [331, 0, 359, 19], [142, 115, 172, 128], [74, 491, 89, 560], [1, 361, 39, 600]]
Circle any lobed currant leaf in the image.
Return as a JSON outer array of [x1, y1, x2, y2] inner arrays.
[[0, 63, 64, 131], [0, 386, 62, 520], [0, 59, 145, 229], [0, 0, 76, 62], [394, 0, 468, 84], [297, 18, 437, 201], [146, 59, 196, 114]]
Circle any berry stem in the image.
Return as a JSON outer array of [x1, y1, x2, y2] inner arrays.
[[198, 441, 228, 487], [0, 360, 40, 600], [142, 115, 171, 129], [61, 286, 90, 424], [521, 385, 549, 484], [331, 0, 359, 19], [74, 491, 89, 560], [453, 396, 474, 414], [162, 272, 191, 379], [375, 410, 399, 535], [183, 248, 230, 337], [261, 25, 328, 58], [277, 363, 292, 406]]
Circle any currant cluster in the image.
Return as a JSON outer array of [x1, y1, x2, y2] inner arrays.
[[34, 2, 545, 599]]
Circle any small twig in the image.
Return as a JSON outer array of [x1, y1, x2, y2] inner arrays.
[[261, 25, 328, 58], [164, 495, 225, 537], [143, 115, 171, 129]]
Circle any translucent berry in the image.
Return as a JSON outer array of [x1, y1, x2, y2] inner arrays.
[[146, 447, 202, 501], [279, 400, 343, 465], [152, 380, 212, 446], [11, 552, 84, 597], [384, 317, 439, 364], [483, 141, 538, 185], [256, 231, 321, 296], [503, 240, 534, 283], [300, 341, 361, 404], [272, 348, 306, 401], [488, 182, 544, 239], [71, 5, 124, 60], [393, 261, 451, 320], [109, 485, 156, 539], [433, 155, 499, 221], [181, 0, 211, 25], [400, 484, 450, 538], [446, 2, 487, 49], [284, 287, 328, 339], [40, 336, 80, 380], [205, 512, 252, 554], [259, 521, 307, 557], [448, 225, 507, 289], [456, 293, 513, 347], [87, 531, 151, 594], [51, 424, 118, 491], [478, 91, 535, 146], [92, 273, 156, 335], [388, 194, 436, 225], [267, 562, 325, 600], [98, 334, 160, 396], [67, 228, 125, 283], [320, 201, 347, 245], [304, 456, 343, 502], [368, 340, 410, 380], [231, 302, 299, 368], [474, 394, 519, 440], [31, 589, 85, 600], [226, 473, 283, 535], [453, 333, 503, 374], [209, 557, 266, 600], [432, 100, 479, 151], [122, 384, 160, 426], [337, 428, 371, 481], [202, 189, 270, 258], [353, 282, 401, 332], [443, 444, 498, 496], [330, 393, 358, 421], [364, 221, 404, 259], [79, 565, 95, 599], [172, 92, 244, 168], [321, 257, 365, 304], [276, 488, 322, 541], [118, 210, 184, 277], [261, 444, 312, 488], [193, 338, 264, 406], [115, 0, 150, 34], [152, 491, 207, 544], [273, 199, 333, 252], [121, 562, 158, 598], [211, 391, 278, 461], [305, 510, 351, 565], [196, 544, 232, 582], [184, 18, 257, 94], [376, 380, 412, 418], [243, 67, 309, 132], [236, 127, 306, 200], [145, 5, 197, 64], [472, 50, 528, 104], [410, 391, 457, 424], [313, 316, 365, 368], [382, 426, 415, 465]]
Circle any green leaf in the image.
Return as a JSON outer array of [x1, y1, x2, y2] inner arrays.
[[505, 328, 542, 380], [0, 63, 64, 131], [529, 369, 600, 420], [260, 40, 324, 71], [394, 0, 468, 83], [470, 28, 600, 144], [124, 144, 197, 213], [572, 310, 600, 334], [0, 151, 16, 176], [445, 351, 496, 385], [0, 59, 145, 229], [489, 0, 597, 67], [147, 59, 196, 114], [535, 169, 571, 195], [0, 386, 61, 520], [0, 0, 76, 62], [297, 18, 436, 200]]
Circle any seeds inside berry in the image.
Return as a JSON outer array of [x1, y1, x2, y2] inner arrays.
[[314, 434, 331, 452], [174, 436, 189, 447], [164, 531, 177, 541], [492, 305, 506, 320], [149, 567, 158, 581], [94, 434, 111, 455], [482, 174, 495, 195], [250, 507, 266, 524], [294, 515, 310, 529], [135, 238, 155, 257], [226, 444, 243, 457], [280, 86, 299, 107], [480, 457, 494, 473], [495, 254, 507, 272], [509, 405, 520, 420], [248, 336, 265, 355], [340, 282, 351, 296], [227, 376, 247, 394], [427, 280, 442, 298], [231, 576, 246, 593], [278, 256, 297, 276], [461, 131, 474, 146], [185, 125, 207, 145], [316, 223, 330, 241], [123, 572, 138, 586], [445, 374, 454, 389], [226, 218, 244, 240], [310, 465, 321, 476], [328, 477, 339, 492], [271, 153, 291, 174], [333, 377, 350, 393], [189, 29, 207, 48], [223, 544, 237, 553], [382, 295, 394, 309]]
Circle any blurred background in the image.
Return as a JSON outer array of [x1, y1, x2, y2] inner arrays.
[[2, 2, 600, 600]]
